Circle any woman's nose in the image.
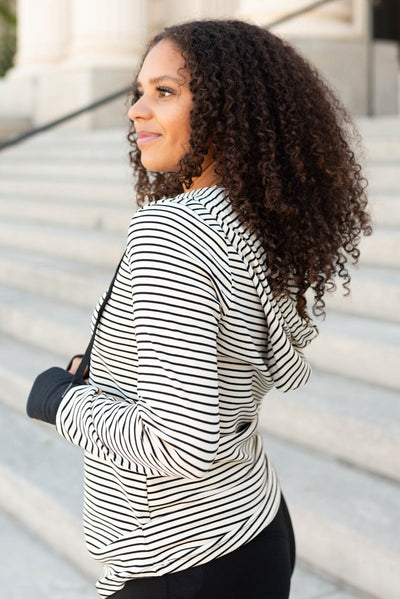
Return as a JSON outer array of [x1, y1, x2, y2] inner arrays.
[[128, 96, 151, 122]]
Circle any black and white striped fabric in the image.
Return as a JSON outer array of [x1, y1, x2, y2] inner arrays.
[[56, 186, 318, 598]]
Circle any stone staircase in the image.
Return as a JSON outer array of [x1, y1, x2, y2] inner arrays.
[[0, 119, 399, 598]]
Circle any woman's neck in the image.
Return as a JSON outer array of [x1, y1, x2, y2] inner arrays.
[[184, 156, 222, 191]]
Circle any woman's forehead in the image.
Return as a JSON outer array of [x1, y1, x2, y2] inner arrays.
[[138, 40, 188, 85]]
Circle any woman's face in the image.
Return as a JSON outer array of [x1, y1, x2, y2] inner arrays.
[[129, 40, 193, 173]]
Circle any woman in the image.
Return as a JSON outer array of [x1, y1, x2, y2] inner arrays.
[[27, 19, 371, 599]]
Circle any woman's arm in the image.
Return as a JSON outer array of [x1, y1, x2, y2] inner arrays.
[[52, 204, 228, 479]]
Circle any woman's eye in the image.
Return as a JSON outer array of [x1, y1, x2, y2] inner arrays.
[[157, 86, 174, 97]]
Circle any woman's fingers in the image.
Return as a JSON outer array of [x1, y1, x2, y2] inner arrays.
[[68, 356, 83, 375]]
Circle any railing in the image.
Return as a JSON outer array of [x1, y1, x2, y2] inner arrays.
[[0, 0, 375, 152], [0, 86, 131, 151], [266, 0, 339, 28]]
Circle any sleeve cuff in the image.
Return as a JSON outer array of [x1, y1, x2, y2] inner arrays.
[[26, 367, 86, 425]]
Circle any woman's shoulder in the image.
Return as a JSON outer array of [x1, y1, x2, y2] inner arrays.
[[129, 187, 229, 246], [135, 186, 227, 217], [127, 187, 231, 266]]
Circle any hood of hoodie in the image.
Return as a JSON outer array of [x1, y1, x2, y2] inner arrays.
[[191, 187, 319, 393]]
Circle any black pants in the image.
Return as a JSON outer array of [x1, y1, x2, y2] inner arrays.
[[110, 494, 296, 599]]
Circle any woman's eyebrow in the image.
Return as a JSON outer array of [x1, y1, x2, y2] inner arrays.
[[136, 75, 183, 87]]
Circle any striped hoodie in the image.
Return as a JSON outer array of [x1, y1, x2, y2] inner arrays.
[[56, 186, 318, 598]]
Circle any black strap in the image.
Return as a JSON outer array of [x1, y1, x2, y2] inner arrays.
[[72, 253, 125, 385]]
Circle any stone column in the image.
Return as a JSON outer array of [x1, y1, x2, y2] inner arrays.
[[34, 0, 148, 128], [0, 0, 71, 131], [66, 0, 147, 67], [12, 0, 71, 74]]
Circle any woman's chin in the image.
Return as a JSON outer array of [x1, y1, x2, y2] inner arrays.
[[140, 159, 179, 174]]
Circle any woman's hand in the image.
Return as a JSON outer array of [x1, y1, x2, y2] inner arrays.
[[69, 356, 84, 375], [67, 354, 89, 381]]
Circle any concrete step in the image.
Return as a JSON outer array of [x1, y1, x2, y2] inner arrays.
[[357, 116, 400, 139], [0, 334, 73, 414], [0, 404, 100, 582], [323, 265, 400, 323], [364, 141, 400, 162], [0, 286, 92, 357], [259, 369, 400, 483], [0, 402, 84, 522], [0, 144, 127, 161], [263, 433, 400, 599], [0, 160, 133, 182], [0, 126, 129, 153], [370, 194, 400, 227], [0, 248, 111, 309], [0, 509, 98, 599], [307, 311, 400, 392], [0, 220, 125, 267], [0, 179, 133, 204], [358, 228, 400, 269], [5, 127, 129, 147], [291, 562, 369, 599], [365, 164, 400, 193], [0, 129, 129, 161], [0, 197, 134, 233]]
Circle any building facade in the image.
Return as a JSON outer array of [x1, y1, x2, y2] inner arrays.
[[0, 0, 399, 132]]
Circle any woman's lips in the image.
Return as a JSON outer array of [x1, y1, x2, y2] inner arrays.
[[136, 132, 161, 147]]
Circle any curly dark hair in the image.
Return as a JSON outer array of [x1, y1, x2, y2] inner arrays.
[[127, 19, 371, 319]]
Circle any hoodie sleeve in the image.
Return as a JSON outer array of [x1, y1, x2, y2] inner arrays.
[[56, 203, 231, 479]]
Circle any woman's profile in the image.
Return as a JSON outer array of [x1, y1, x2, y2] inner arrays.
[[27, 19, 371, 599]]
